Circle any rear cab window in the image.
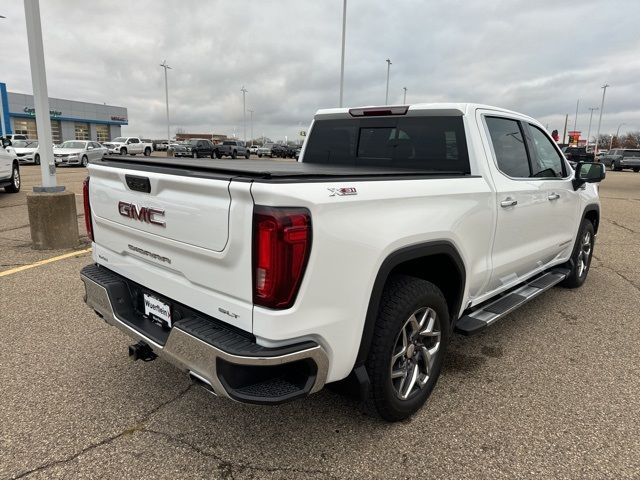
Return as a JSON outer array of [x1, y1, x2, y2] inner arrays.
[[303, 116, 470, 173]]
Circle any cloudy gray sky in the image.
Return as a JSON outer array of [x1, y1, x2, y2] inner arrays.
[[2, 0, 639, 142]]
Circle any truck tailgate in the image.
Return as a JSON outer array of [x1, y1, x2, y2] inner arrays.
[[88, 163, 254, 332]]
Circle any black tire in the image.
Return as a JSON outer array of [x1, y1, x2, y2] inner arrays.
[[144, 147, 151, 156], [258, 154, 262, 158], [5, 163, 20, 193], [245, 151, 250, 159], [192, 151, 198, 158], [633, 168, 639, 173], [614, 161, 622, 171], [120, 147, 127, 156], [231, 150, 237, 159], [365, 275, 450, 422], [560, 219, 595, 289], [34, 153, 40, 165], [81, 155, 88, 167]]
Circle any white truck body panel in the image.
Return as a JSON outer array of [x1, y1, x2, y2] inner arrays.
[[84, 103, 601, 386]]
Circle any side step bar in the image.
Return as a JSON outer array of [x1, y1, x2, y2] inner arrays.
[[455, 268, 570, 335]]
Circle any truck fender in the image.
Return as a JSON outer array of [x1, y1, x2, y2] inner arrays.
[[354, 241, 466, 367]]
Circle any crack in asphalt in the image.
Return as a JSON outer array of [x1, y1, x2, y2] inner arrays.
[[603, 218, 637, 234], [10, 384, 194, 479], [143, 428, 339, 479]]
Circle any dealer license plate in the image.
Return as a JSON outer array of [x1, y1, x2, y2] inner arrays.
[[143, 293, 172, 328]]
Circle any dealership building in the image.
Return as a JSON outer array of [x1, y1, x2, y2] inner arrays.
[[0, 82, 127, 143]]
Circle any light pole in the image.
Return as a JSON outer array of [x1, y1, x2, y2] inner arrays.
[[585, 107, 598, 148], [24, 0, 58, 191], [403, 87, 407, 104], [608, 134, 614, 151], [241, 86, 248, 143], [339, 0, 347, 107], [594, 83, 609, 153], [385, 58, 392, 105], [573, 98, 579, 132], [611, 123, 625, 149], [160, 60, 171, 146], [248, 109, 254, 146]]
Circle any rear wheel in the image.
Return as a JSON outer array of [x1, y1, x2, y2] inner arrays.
[[5, 163, 20, 193], [560, 219, 595, 288], [365, 275, 449, 421], [633, 168, 639, 173]]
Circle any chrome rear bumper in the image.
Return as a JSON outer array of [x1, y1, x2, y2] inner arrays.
[[81, 264, 328, 404]]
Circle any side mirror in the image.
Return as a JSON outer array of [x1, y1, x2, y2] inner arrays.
[[87, 146, 94, 150], [573, 162, 605, 190], [2, 138, 11, 148]]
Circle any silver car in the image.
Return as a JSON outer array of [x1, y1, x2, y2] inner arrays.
[[54, 140, 107, 167]]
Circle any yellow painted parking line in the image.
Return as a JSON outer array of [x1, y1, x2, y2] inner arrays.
[[0, 247, 92, 278]]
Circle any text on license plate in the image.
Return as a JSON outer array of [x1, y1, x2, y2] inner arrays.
[[143, 293, 172, 327]]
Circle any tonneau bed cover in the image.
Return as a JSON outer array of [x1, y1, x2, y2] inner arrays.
[[94, 156, 468, 181]]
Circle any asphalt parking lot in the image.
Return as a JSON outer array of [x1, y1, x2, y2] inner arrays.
[[1, 165, 640, 479]]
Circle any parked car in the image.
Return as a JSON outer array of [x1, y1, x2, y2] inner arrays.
[[80, 103, 604, 421], [257, 143, 274, 158], [154, 141, 169, 151], [12, 140, 40, 164], [169, 143, 191, 158], [270, 144, 290, 158], [562, 146, 594, 163], [249, 145, 259, 155], [184, 139, 215, 158], [0, 139, 20, 193], [214, 140, 250, 159], [54, 140, 107, 167], [3, 134, 28, 143], [103, 137, 153, 156], [294, 147, 301, 159], [601, 149, 640, 172]]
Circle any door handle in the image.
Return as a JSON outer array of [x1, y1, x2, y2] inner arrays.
[[500, 197, 518, 208], [547, 193, 560, 201]]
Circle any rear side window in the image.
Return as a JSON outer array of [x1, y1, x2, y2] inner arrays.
[[623, 150, 640, 158], [303, 116, 470, 173], [485, 117, 530, 178]]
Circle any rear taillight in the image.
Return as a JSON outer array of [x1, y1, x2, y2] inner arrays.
[[253, 206, 312, 309], [82, 176, 94, 242]]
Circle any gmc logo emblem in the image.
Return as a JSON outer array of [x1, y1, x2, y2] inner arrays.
[[118, 201, 166, 227]]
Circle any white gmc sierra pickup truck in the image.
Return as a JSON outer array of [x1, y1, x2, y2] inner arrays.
[[80, 103, 605, 421]]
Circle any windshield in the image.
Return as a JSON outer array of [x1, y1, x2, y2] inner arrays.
[[112, 137, 126, 143], [14, 140, 38, 148], [304, 116, 470, 173], [60, 141, 86, 149], [188, 140, 201, 145]]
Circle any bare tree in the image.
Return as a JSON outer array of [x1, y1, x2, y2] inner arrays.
[[620, 131, 640, 148]]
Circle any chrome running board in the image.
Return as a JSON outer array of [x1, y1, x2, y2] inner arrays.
[[455, 268, 570, 335]]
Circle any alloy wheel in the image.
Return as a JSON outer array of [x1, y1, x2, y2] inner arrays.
[[13, 167, 20, 189], [390, 307, 441, 400], [577, 231, 592, 278]]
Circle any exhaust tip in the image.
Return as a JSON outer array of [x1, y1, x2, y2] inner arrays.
[[189, 371, 217, 396]]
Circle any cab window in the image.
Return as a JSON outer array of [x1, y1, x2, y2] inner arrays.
[[527, 124, 565, 178], [485, 117, 530, 178]]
